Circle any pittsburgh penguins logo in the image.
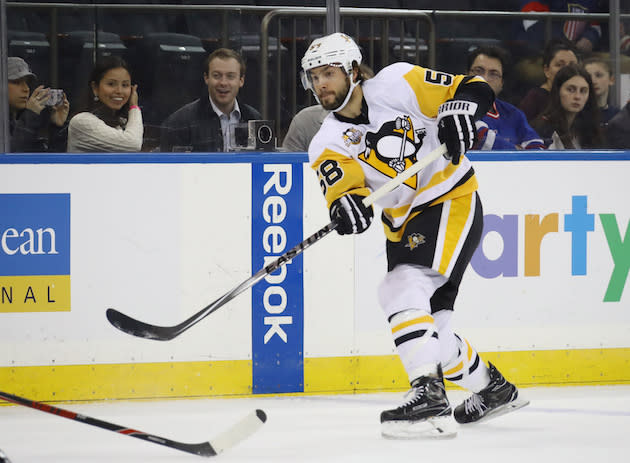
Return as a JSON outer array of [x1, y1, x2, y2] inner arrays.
[[405, 232, 426, 250], [307, 42, 322, 52], [359, 115, 426, 189]]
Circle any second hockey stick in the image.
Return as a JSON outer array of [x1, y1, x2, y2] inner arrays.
[[106, 143, 448, 341], [0, 390, 266, 458]]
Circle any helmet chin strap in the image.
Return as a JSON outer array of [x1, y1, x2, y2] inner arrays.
[[312, 72, 359, 112], [330, 76, 359, 112]]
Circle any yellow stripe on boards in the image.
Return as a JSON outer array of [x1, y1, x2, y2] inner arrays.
[[0, 361, 252, 403], [391, 315, 434, 334], [1, 348, 628, 404], [306, 348, 630, 392]]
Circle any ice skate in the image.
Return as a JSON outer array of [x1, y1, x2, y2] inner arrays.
[[381, 374, 456, 439], [454, 362, 529, 424]]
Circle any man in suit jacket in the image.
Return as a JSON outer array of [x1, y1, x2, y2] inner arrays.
[[160, 48, 261, 152]]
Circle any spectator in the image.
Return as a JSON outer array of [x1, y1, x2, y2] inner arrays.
[[281, 105, 329, 152], [282, 64, 374, 152], [468, 46, 544, 150], [607, 98, 630, 149], [583, 56, 618, 125], [7, 57, 69, 153], [67, 56, 142, 152], [160, 48, 261, 152], [518, 0, 606, 54], [518, 38, 579, 122], [530, 63, 603, 149]]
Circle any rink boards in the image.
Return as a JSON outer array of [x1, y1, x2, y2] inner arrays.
[[0, 151, 629, 402]]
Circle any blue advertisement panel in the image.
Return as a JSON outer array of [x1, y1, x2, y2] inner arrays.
[[251, 163, 304, 394], [0, 194, 71, 312]]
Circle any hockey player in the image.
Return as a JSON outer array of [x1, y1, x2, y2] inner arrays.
[[301, 33, 528, 438]]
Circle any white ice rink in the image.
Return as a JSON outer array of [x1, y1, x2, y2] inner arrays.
[[1, 385, 629, 463]]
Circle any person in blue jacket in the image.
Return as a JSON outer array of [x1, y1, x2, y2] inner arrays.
[[467, 46, 544, 150], [519, 0, 606, 53]]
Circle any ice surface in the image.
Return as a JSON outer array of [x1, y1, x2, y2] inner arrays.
[[0, 386, 628, 462]]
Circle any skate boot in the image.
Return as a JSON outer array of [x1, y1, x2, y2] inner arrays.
[[454, 362, 529, 424], [381, 373, 456, 439]]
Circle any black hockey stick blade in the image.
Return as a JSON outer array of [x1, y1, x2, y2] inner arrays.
[[107, 221, 338, 340], [106, 144, 447, 341], [106, 308, 187, 341], [0, 390, 266, 458]]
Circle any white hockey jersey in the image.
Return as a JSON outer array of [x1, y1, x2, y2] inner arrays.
[[308, 62, 487, 242]]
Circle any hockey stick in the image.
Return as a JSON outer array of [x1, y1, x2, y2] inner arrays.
[[106, 143, 448, 341], [0, 390, 266, 458]]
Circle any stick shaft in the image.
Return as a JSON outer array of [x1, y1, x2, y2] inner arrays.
[[0, 390, 216, 456], [107, 144, 446, 340], [364, 143, 446, 206]]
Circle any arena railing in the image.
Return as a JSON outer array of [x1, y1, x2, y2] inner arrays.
[[2, 2, 627, 151], [260, 8, 625, 131]]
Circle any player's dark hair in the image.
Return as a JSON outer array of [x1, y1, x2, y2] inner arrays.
[[357, 63, 375, 82]]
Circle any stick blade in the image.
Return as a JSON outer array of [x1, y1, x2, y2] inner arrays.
[[106, 308, 178, 341], [209, 409, 267, 455]]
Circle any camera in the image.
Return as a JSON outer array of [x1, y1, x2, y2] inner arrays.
[[45, 89, 64, 107], [229, 120, 275, 151], [249, 120, 275, 150]]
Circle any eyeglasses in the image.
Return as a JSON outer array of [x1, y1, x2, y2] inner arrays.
[[470, 66, 503, 81]]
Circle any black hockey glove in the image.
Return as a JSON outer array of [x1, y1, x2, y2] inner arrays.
[[330, 193, 374, 235], [437, 99, 478, 165]]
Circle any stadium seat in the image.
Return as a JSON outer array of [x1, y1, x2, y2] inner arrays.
[[7, 30, 51, 86], [182, 0, 257, 52], [131, 32, 207, 125], [57, 30, 128, 111], [87, 2, 213, 125]]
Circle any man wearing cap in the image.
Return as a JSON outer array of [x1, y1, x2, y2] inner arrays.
[[7, 56, 70, 152]]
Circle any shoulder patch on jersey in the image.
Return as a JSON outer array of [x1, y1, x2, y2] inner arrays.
[[358, 115, 426, 190], [343, 127, 363, 146]]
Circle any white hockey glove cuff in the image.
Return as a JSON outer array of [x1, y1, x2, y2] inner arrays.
[[437, 99, 478, 165], [330, 193, 374, 235]]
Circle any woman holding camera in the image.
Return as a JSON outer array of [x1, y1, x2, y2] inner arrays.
[[7, 57, 69, 153], [67, 56, 143, 152]]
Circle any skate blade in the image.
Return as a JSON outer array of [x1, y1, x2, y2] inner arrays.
[[464, 397, 530, 425], [381, 415, 457, 439]]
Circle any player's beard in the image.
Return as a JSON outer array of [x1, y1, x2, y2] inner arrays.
[[320, 77, 350, 111]]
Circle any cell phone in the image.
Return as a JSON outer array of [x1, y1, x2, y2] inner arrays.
[[45, 89, 64, 106]]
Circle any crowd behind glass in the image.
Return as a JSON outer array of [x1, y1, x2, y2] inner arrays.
[[5, 0, 630, 153]]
